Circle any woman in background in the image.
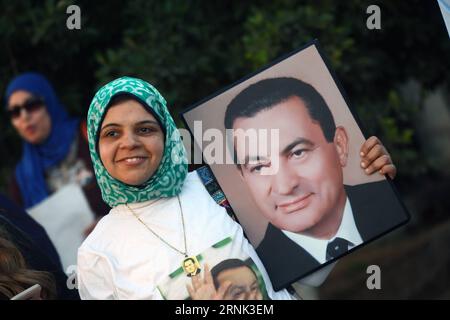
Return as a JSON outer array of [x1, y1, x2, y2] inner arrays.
[[0, 228, 57, 300], [0, 215, 78, 299], [4, 72, 109, 230]]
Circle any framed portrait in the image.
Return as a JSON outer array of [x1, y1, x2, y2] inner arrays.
[[181, 40, 410, 290]]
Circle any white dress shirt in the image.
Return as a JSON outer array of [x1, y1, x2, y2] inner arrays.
[[282, 197, 363, 264]]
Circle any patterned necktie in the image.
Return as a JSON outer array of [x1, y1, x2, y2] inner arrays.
[[326, 237, 353, 261]]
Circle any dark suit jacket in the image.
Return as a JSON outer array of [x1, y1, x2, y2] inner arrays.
[[256, 180, 408, 291]]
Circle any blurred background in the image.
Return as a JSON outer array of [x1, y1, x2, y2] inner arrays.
[[1, 0, 449, 299]]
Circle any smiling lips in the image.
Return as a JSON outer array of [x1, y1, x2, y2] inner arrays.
[[277, 193, 313, 214], [116, 156, 148, 166]]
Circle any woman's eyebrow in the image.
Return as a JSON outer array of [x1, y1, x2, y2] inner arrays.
[[136, 120, 160, 126], [100, 123, 120, 132], [101, 120, 159, 131]]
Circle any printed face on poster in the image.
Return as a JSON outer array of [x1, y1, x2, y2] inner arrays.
[[182, 41, 409, 290]]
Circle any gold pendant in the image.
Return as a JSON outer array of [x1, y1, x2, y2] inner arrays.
[[182, 256, 201, 277]]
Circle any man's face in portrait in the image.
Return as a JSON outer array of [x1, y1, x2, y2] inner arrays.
[[233, 96, 349, 236], [215, 266, 263, 300], [184, 259, 197, 275]]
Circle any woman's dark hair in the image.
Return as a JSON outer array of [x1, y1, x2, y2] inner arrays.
[[107, 93, 166, 135], [0, 226, 56, 300]]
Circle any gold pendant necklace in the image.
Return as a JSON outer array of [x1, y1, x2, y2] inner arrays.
[[125, 195, 200, 277]]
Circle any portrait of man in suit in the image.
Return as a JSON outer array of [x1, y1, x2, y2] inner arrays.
[[210, 259, 263, 300], [183, 256, 201, 277], [224, 77, 408, 288]]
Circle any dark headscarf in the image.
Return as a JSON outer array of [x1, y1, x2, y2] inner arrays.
[[5, 73, 79, 208]]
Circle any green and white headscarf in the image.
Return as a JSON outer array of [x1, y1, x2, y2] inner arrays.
[[87, 76, 188, 207]]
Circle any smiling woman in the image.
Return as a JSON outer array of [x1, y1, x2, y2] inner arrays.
[[98, 94, 165, 186], [77, 76, 294, 300], [4, 73, 109, 230]]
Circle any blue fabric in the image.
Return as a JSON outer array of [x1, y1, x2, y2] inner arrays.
[[5, 73, 80, 208], [196, 165, 215, 185], [196, 165, 234, 217], [437, 0, 450, 38]]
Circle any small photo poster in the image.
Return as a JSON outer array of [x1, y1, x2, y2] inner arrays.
[[157, 237, 270, 300]]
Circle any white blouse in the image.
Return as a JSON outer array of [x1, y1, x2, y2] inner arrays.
[[77, 171, 294, 300]]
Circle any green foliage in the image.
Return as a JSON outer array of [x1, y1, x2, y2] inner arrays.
[[1, 0, 449, 191], [356, 90, 428, 178]]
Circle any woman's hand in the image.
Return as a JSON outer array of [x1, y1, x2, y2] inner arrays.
[[360, 136, 397, 179], [186, 264, 231, 300]]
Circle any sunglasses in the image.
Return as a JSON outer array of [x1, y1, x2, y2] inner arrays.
[[7, 97, 45, 119]]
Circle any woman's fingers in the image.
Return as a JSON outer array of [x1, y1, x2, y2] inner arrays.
[[360, 136, 396, 179], [186, 283, 195, 298], [361, 144, 385, 171], [204, 264, 214, 285], [191, 273, 201, 291], [363, 154, 397, 179], [363, 153, 390, 175], [360, 136, 380, 158], [380, 163, 397, 179]]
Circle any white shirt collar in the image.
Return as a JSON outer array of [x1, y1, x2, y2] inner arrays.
[[282, 197, 363, 264]]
